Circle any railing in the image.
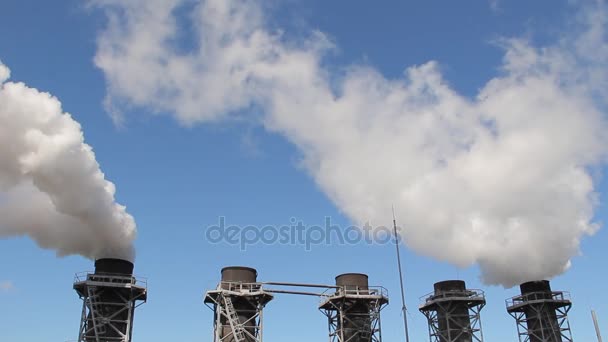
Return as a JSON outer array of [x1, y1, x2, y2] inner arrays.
[[319, 286, 389, 303], [339, 286, 388, 297], [218, 281, 264, 293], [73, 272, 147, 288], [419, 289, 485, 306], [214, 281, 388, 302], [506, 291, 571, 308]]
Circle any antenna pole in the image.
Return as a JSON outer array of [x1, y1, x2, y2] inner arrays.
[[592, 309, 603, 342], [392, 206, 410, 342]]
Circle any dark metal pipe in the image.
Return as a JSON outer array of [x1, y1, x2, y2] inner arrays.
[[265, 289, 325, 296], [263, 281, 340, 289]]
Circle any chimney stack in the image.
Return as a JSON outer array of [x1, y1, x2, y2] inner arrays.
[[73, 258, 147, 342], [319, 273, 389, 342], [506, 280, 572, 342], [419, 280, 486, 342], [204, 266, 273, 342]]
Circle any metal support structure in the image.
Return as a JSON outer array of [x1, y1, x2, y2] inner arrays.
[[392, 207, 411, 342], [506, 281, 572, 342], [592, 310, 603, 342], [205, 268, 389, 342], [205, 267, 273, 342], [205, 281, 274, 342], [73, 261, 147, 342], [419, 281, 485, 342], [319, 274, 389, 342]]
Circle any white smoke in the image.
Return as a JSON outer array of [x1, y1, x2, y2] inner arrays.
[[0, 61, 136, 260], [93, 0, 608, 286]]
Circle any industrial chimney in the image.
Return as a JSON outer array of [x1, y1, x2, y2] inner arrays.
[[73, 258, 147, 342], [506, 280, 573, 342], [319, 273, 389, 342], [419, 280, 486, 342], [204, 266, 273, 342]]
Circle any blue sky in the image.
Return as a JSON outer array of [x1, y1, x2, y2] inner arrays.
[[1, 0, 607, 341]]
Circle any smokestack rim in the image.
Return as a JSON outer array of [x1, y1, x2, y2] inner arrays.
[[335, 273, 369, 282], [220, 266, 258, 283], [335, 273, 369, 291], [433, 280, 467, 295], [220, 266, 258, 275], [94, 258, 134, 276], [520, 280, 552, 294]]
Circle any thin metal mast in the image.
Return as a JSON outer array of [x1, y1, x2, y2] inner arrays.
[[592, 309, 603, 342], [392, 206, 410, 342]]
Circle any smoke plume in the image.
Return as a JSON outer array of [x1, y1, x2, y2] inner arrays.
[[93, 0, 608, 286], [0, 61, 136, 260]]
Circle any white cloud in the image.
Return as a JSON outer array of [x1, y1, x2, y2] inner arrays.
[[489, 0, 501, 12], [0, 61, 136, 260], [93, 0, 608, 286], [0, 281, 14, 292], [0, 61, 9, 83]]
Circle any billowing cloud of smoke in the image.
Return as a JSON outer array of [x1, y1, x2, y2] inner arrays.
[[0, 62, 136, 260], [93, 0, 608, 286]]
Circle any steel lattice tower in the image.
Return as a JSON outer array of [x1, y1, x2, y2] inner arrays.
[[506, 281, 572, 342], [419, 280, 486, 342], [204, 267, 273, 342], [73, 258, 147, 342], [319, 273, 389, 342]]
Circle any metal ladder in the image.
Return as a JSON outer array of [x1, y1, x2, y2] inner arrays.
[[224, 296, 246, 342]]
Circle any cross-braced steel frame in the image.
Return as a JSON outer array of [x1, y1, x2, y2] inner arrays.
[[506, 291, 573, 342], [419, 289, 486, 342], [73, 272, 147, 342], [204, 282, 273, 342], [319, 287, 389, 342]]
